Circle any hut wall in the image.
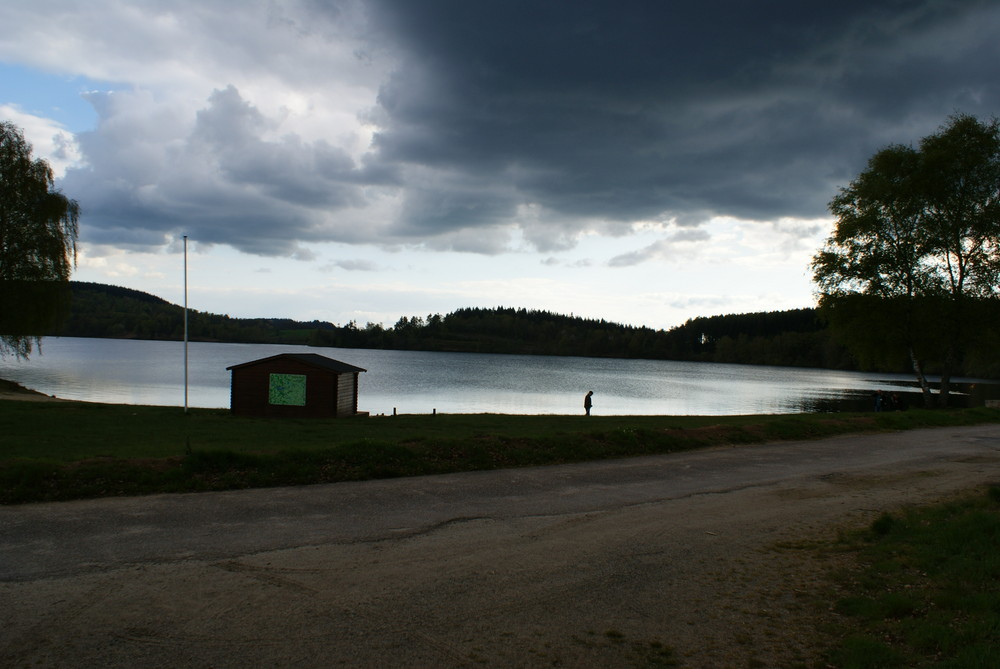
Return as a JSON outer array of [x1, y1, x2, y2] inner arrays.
[[231, 358, 342, 418], [335, 373, 358, 417]]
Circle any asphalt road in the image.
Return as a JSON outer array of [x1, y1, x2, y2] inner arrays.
[[2, 424, 1000, 667], [2, 423, 997, 583]]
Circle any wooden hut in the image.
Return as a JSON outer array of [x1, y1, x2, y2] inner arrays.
[[227, 353, 367, 418]]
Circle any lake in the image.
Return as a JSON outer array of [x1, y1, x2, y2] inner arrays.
[[0, 337, 969, 416]]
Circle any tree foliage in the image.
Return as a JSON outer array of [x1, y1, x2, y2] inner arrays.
[[813, 114, 1000, 405], [0, 121, 79, 357]]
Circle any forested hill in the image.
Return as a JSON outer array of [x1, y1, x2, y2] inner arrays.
[[53, 281, 855, 370], [58, 282, 341, 344]]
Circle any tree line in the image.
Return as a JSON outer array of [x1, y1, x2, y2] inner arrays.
[[32, 281, 1000, 378], [43, 281, 863, 371]]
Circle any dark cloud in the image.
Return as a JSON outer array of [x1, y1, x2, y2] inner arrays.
[[59, 0, 1000, 257], [363, 0, 1000, 236]]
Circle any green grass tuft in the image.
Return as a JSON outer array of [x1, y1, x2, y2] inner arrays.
[[825, 487, 1000, 667]]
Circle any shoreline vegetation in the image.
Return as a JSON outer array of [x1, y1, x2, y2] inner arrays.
[[2, 378, 999, 505]]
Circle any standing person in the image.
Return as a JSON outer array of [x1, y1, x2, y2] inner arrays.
[[584, 390, 594, 416]]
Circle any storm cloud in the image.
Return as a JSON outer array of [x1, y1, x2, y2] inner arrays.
[[364, 0, 1000, 231], [6, 0, 1000, 258]]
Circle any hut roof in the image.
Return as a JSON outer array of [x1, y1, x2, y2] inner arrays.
[[226, 353, 367, 374]]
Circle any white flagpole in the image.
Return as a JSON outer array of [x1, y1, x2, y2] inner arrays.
[[183, 235, 189, 414]]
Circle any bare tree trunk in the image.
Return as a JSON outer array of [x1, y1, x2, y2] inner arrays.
[[909, 346, 934, 408]]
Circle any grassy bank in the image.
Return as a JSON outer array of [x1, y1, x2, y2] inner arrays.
[[823, 486, 1000, 667], [3, 396, 999, 504]]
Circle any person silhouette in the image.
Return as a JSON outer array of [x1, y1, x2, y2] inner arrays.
[[584, 390, 594, 416]]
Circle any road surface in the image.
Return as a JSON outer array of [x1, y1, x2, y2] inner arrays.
[[2, 424, 999, 667]]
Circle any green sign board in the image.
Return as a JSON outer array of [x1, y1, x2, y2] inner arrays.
[[268, 373, 307, 406]]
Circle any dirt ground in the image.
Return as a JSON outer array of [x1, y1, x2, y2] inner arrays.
[[0, 379, 69, 402], [2, 387, 999, 667]]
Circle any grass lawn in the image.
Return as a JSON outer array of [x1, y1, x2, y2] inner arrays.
[[823, 486, 1000, 667], [2, 397, 999, 504]]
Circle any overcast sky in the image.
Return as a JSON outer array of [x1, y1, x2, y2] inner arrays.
[[2, 0, 998, 330]]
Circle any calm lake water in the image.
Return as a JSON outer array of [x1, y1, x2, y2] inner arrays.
[[0, 336, 970, 415]]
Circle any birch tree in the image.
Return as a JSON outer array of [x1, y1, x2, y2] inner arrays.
[[813, 114, 1000, 406]]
